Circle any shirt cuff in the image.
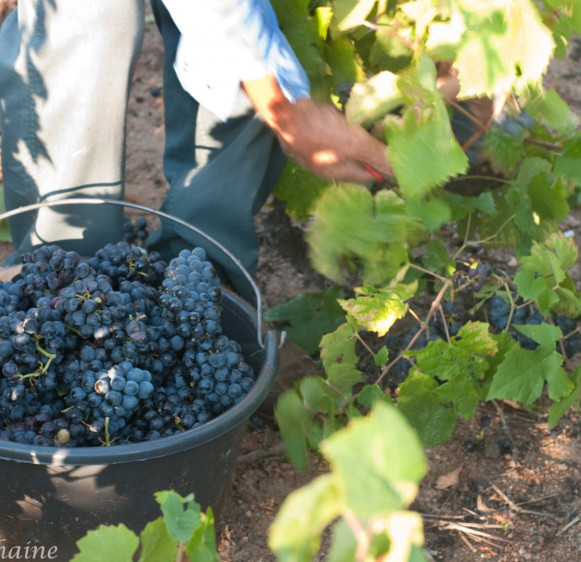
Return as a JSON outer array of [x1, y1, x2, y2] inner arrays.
[[163, 0, 310, 120]]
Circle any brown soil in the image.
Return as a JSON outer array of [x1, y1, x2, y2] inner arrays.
[[1, 5, 581, 561]]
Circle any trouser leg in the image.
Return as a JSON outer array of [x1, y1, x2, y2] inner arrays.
[[0, 0, 145, 262], [148, 0, 287, 301]]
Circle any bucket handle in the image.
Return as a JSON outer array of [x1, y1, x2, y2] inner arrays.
[[0, 198, 284, 349]]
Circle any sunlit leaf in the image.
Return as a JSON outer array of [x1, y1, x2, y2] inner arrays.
[[269, 474, 343, 562], [321, 401, 427, 518], [73, 525, 139, 562]]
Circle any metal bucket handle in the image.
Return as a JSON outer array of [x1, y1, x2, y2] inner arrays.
[[0, 198, 284, 349]]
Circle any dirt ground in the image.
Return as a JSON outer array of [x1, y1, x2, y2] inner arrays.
[[1, 6, 581, 561]]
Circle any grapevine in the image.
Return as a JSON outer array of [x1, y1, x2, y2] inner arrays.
[[267, 1, 581, 559]]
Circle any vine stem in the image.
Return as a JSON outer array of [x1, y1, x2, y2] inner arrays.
[[343, 510, 371, 562], [374, 279, 454, 388], [446, 174, 509, 185], [176, 541, 185, 562], [361, 20, 415, 50], [453, 214, 516, 261]]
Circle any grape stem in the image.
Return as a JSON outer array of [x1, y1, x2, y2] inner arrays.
[[20, 344, 57, 380], [373, 278, 454, 388]]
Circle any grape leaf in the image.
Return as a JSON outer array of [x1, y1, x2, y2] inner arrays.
[[339, 282, 417, 336], [456, 0, 554, 98], [320, 322, 362, 395], [514, 268, 559, 314], [273, 159, 330, 221], [269, 473, 343, 562], [482, 127, 526, 175], [368, 15, 413, 73], [555, 133, 581, 184], [332, 0, 376, 32], [512, 322, 562, 350], [421, 239, 456, 277], [487, 346, 573, 406], [275, 390, 313, 470], [321, 401, 427, 518], [515, 233, 581, 315], [299, 376, 338, 416], [324, 36, 365, 86], [406, 197, 451, 233], [397, 369, 457, 447], [138, 518, 177, 562], [185, 509, 219, 562], [264, 286, 346, 355], [345, 71, 405, 128], [307, 184, 422, 285], [385, 58, 468, 196], [328, 519, 357, 562], [407, 322, 497, 418], [528, 173, 569, 222], [357, 384, 392, 409], [157, 490, 201, 543], [548, 364, 581, 428], [442, 190, 497, 221], [72, 525, 139, 562], [527, 88, 580, 135]]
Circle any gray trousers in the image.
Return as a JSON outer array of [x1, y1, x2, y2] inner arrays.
[[0, 0, 285, 298]]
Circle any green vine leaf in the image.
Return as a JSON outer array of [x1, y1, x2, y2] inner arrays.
[[322, 401, 427, 518], [407, 322, 497, 419], [396, 370, 457, 447], [72, 525, 139, 562], [487, 338, 573, 406], [273, 160, 331, 221], [345, 71, 405, 128], [269, 473, 343, 562], [515, 232, 581, 316], [332, 0, 376, 32], [339, 282, 417, 336], [385, 57, 469, 196], [264, 285, 346, 355], [275, 390, 314, 470], [555, 132, 581, 184], [320, 322, 362, 395], [548, 364, 581, 428], [156, 490, 201, 544], [456, 0, 554, 98], [307, 184, 424, 285], [185, 508, 220, 562], [138, 518, 177, 562]]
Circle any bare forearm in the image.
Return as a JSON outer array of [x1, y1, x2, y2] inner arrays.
[[242, 75, 393, 182]]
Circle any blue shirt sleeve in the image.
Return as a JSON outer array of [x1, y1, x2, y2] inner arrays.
[[161, 0, 311, 120]]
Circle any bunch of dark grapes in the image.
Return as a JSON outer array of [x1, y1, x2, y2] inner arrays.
[[0, 243, 257, 448], [487, 294, 581, 354], [384, 292, 579, 387], [454, 262, 492, 293], [122, 215, 148, 245]]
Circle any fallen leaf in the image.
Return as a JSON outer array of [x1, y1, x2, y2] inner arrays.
[[436, 465, 463, 490]]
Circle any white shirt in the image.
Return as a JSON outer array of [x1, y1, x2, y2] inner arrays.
[[161, 0, 311, 120]]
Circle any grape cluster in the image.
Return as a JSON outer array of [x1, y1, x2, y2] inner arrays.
[[122, 215, 148, 245], [487, 294, 581, 354], [0, 243, 257, 448], [385, 291, 580, 385]]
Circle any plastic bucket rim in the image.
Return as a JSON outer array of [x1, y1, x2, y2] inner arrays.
[[0, 197, 281, 348]]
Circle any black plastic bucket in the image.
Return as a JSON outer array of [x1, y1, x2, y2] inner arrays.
[[0, 199, 281, 559]]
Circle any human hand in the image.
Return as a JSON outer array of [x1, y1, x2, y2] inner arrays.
[[242, 76, 393, 183]]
